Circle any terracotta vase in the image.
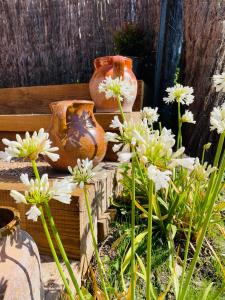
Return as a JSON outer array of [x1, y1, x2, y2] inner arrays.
[[89, 55, 137, 112], [0, 206, 43, 300], [47, 100, 107, 171]]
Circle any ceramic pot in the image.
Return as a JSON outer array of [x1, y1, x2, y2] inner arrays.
[[89, 55, 137, 112], [0, 206, 43, 300], [47, 100, 107, 171]]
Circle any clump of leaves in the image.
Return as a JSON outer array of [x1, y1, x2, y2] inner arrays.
[[113, 23, 147, 57]]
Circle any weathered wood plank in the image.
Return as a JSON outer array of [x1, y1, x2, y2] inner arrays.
[[0, 112, 141, 132], [0, 81, 143, 114]]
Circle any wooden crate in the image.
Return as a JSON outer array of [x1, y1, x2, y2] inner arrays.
[[0, 161, 118, 265]]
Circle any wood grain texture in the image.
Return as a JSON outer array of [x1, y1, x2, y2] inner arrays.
[[182, 0, 225, 159], [0, 81, 143, 114], [0, 0, 159, 88], [0, 161, 119, 259]]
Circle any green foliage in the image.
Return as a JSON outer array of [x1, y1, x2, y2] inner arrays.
[[113, 23, 147, 57]]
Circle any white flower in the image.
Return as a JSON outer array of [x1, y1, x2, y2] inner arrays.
[[10, 173, 74, 221], [110, 116, 123, 130], [141, 107, 159, 125], [117, 151, 133, 163], [181, 110, 196, 124], [191, 158, 216, 182], [213, 72, 225, 92], [10, 190, 27, 204], [163, 84, 194, 105], [98, 76, 135, 102], [105, 132, 120, 142], [112, 143, 123, 152], [147, 165, 172, 191], [51, 179, 75, 204], [169, 157, 196, 170], [26, 205, 41, 222], [210, 103, 225, 134], [1, 128, 59, 161], [68, 158, 95, 189]]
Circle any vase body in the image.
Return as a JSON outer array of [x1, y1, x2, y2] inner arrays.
[[89, 55, 137, 112], [47, 100, 107, 171], [0, 206, 43, 300]]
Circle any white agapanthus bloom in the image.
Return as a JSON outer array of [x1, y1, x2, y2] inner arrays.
[[210, 103, 225, 134], [0, 128, 59, 162], [26, 205, 42, 222], [213, 72, 225, 92], [181, 110, 196, 124], [191, 158, 216, 182], [169, 157, 196, 170], [117, 151, 133, 163], [147, 165, 172, 191], [10, 173, 75, 221], [98, 76, 135, 102], [105, 132, 120, 143], [68, 158, 95, 189], [141, 107, 159, 125], [163, 84, 194, 106], [110, 115, 123, 130]]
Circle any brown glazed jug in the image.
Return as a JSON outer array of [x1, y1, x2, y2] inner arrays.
[[47, 100, 107, 171], [89, 55, 137, 112], [0, 206, 43, 300]]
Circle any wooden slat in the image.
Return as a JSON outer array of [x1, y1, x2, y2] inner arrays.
[[0, 81, 143, 114], [0, 111, 141, 132]]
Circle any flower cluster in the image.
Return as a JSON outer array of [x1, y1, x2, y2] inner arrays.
[[10, 174, 75, 221], [163, 84, 194, 105], [213, 72, 225, 92], [0, 128, 59, 162], [210, 103, 225, 134], [68, 158, 95, 188], [141, 107, 159, 125], [98, 76, 135, 102]]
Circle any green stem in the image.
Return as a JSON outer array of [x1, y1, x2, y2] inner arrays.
[[179, 151, 225, 300], [31, 160, 41, 181], [31, 159, 84, 299], [44, 202, 85, 300], [146, 180, 153, 300], [178, 186, 198, 299], [39, 207, 74, 300], [83, 186, 109, 300], [116, 96, 126, 123], [131, 150, 136, 300], [197, 133, 224, 228], [177, 101, 182, 150], [213, 132, 225, 167]]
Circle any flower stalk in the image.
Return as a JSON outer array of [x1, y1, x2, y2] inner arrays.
[[130, 148, 136, 300], [179, 151, 225, 300], [39, 207, 74, 300], [83, 186, 109, 300], [146, 180, 153, 300]]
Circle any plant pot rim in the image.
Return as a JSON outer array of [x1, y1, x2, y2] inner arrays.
[[0, 206, 20, 238], [50, 100, 94, 106]]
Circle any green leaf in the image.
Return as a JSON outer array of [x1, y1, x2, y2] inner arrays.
[[202, 282, 213, 300]]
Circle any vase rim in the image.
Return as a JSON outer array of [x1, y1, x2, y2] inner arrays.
[[0, 206, 20, 238], [50, 100, 94, 106], [94, 55, 132, 63]]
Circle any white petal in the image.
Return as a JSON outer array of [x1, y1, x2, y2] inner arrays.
[[10, 190, 27, 204], [26, 205, 41, 222]]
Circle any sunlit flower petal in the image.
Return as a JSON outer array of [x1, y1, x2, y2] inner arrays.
[[210, 103, 225, 134], [147, 165, 171, 191], [26, 205, 41, 222], [163, 84, 194, 105]]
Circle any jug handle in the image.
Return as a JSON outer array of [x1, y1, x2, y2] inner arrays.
[[50, 102, 70, 137], [112, 56, 125, 79]]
